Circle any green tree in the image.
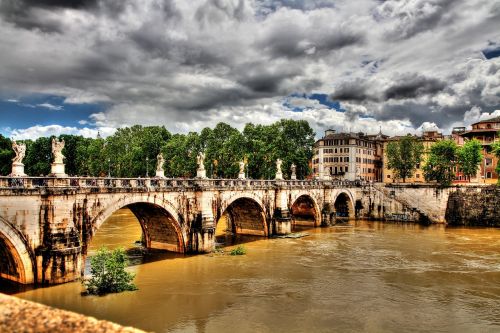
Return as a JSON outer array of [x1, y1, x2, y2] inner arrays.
[[104, 126, 171, 177], [59, 134, 86, 176], [0, 134, 13, 176], [492, 134, 500, 184], [84, 247, 137, 295], [386, 135, 424, 182], [163, 132, 200, 177], [423, 139, 458, 187], [457, 139, 483, 182], [75, 137, 106, 176], [24, 137, 52, 176]]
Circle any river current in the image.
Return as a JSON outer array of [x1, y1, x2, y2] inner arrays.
[[7, 209, 500, 332]]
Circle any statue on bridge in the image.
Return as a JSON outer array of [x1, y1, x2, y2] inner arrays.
[[196, 152, 207, 178], [10, 141, 27, 177], [291, 163, 297, 180], [50, 138, 67, 177], [275, 159, 283, 180], [156, 152, 166, 178], [52, 138, 65, 164], [12, 141, 26, 164], [238, 160, 246, 179]]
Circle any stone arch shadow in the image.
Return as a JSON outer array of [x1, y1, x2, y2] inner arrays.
[[333, 191, 356, 220], [0, 216, 35, 284], [216, 194, 269, 238], [90, 195, 186, 255], [290, 193, 321, 229]]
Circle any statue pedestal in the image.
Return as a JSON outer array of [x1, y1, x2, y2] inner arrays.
[[197, 169, 207, 179], [238, 172, 245, 179], [155, 170, 166, 178], [291, 173, 297, 180], [275, 172, 283, 180], [10, 163, 27, 177], [50, 163, 67, 178]]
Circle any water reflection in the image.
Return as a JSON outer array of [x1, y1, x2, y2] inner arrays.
[[7, 211, 500, 332]]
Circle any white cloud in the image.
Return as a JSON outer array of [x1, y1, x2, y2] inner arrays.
[[10, 124, 116, 140], [36, 103, 63, 111]]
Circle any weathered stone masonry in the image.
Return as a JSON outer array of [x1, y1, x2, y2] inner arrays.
[[0, 177, 358, 285]]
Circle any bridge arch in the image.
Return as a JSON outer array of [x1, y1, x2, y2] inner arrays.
[[290, 193, 321, 228], [91, 194, 185, 253], [0, 216, 35, 284], [333, 190, 355, 219], [217, 194, 268, 237]]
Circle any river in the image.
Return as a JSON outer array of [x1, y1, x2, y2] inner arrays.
[[5, 208, 500, 332]]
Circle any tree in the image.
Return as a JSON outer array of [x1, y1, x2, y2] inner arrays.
[[84, 247, 137, 295], [423, 139, 458, 187], [386, 135, 424, 182], [59, 134, 86, 176], [0, 134, 13, 176], [162, 132, 200, 178], [24, 137, 52, 176], [457, 139, 483, 182], [492, 135, 500, 184]]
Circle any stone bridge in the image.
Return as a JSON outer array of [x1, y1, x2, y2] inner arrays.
[[0, 177, 362, 285]]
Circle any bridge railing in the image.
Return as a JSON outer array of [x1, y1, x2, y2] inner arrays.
[[0, 176, 362, 190]]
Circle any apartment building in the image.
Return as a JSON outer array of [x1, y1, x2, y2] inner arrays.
[[382, 131, 444, 183], [458, 116, 500, 183], [312, 130, 386, 181]]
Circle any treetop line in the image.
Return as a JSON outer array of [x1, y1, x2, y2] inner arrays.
[[1, 119, 499, 186]]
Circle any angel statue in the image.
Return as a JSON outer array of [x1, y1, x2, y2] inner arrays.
[[156, 152, 165, 172], [12, 141, 26, 164], [52, 138, 65, 164], [276, 159, 282, 174], [197, 152, 206, 171], [239, 160, 245, 174]]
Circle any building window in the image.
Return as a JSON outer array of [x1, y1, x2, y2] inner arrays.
[[387, 175, 391, 179], [345, 167, 348, 172], [486, 158, 492, 166], [487, 172, 492, 179], [416, 174, 420, 178]]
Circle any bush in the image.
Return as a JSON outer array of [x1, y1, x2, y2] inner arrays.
[[84, 247, 137, 295], [229, 245, 247, 256]]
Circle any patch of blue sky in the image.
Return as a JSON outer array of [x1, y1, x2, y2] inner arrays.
[[482, 41, 500, 59], [0, 94, 105, 136], [285, 93, 345, 112]]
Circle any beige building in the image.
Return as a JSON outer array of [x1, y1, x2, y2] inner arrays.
[[312, 130, 386, 181], [382, 131, 444, 183], [458, 116, 500, 184]]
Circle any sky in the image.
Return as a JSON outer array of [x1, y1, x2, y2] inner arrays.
[[0, 0, 499, 140]]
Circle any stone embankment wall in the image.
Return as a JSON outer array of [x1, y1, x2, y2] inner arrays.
[[359, 184, 456, 224], [445, 186, 500, 226], [0, 293, 145, 333]]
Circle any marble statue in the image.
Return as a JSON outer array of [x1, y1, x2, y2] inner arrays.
[[52, 138, 65, 164], [197, 152, 206, 171], [275, 158, 283, 180], [291, 163, 297, 180], [239, 161, 245, 174], [156, 152, 165, 172], [12, 141, 26, 164], [276, 159, 282, 174]]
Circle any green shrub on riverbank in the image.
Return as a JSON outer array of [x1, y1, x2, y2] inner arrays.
[[230, 245, 247, 256], [83, 247, 137, 295]]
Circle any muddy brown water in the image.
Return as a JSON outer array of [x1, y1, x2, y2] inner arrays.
[[5, 208, 500, 332]]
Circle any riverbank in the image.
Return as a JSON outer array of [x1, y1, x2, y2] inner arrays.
[[0, 293, 145, 333]]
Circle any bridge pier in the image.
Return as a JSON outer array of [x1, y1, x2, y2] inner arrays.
[[274, 187, 292, 235]]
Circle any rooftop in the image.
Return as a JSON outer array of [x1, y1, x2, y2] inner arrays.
[[472, 116, 500, 125]]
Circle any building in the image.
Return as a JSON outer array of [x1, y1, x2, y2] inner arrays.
[[458, 116, 500, 183], [312, 130, 386, 181], [382, 131, 444, 183]]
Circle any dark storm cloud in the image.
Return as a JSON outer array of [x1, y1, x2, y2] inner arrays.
[[384, 74, 446, 100], [257, 21, 364, 59], [329, 79, 374, 102]]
